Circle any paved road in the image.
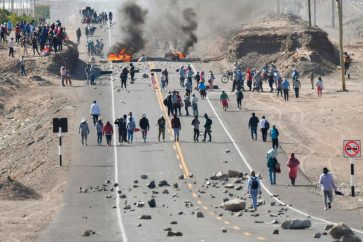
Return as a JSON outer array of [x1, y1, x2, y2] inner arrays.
[[39, 21, 363, 242]]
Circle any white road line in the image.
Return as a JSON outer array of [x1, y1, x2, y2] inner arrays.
[[108, 22, 128, 242], [190, 63, 363, 235]]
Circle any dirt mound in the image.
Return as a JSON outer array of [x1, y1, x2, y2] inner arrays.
[[0, 177, 41, 200], [227, 15, 339, 76], [47, 41, 80, 75]]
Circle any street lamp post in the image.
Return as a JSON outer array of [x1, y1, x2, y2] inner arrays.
[[308, 0, 312, 27], [337, 0, 346, 91]]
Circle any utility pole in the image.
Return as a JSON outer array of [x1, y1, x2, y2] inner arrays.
[[308, 0, 312, 27], [33, 0, 35, 17], [337, 0, 346, 91], [332, 0, 335, 28], [313, 0, 317, 26], [11, 0, 14, 12], [277, 0, 280, 14]]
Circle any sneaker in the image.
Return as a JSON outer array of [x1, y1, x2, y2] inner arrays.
[[324, 207, 327, 211]]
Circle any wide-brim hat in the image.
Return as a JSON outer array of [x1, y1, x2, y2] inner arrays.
[[81, 117, 86, 122], [323, 167, 329, 173]]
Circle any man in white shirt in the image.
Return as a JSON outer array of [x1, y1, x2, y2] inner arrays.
[[191, 94, 198, 117], [90, 101, 101, 125], [8, 37, 14, 57], [259, 115, 269, 142]]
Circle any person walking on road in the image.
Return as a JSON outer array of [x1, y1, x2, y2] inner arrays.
[[90, 101, 101, 125], [114, 114, 127, 145], [343, 52, 351, 75], [308, 69, 315, 89], [179, 65, 185, 87], [126, 116, 136, 144], [8, 37, 15, 57], [191, 115, 200, 142], [76, 27, 81, 44], [248, 113, 259, 140], [293, 78, 301, 98], [79, 118, 89, 146], [139, 114, 150, 143], [184, 94, 191, 116], [130, 63, 135, 83], [202, 113, 212, 142], [165, 93, 173, 116], [247, 171, 261, 211], [220, 91, 229, 111], [286, 153, 300, 186], [120, 66, 129, 90], [171, 114, 181, 142], [96, 118, 103, 145], [236, 89, 243, 110], [319, 167, 337, 210], [85, 64, 91, 85], [191, 94, 199, 117], [267, 156, 278, 185], [259, 116, 270, 142], [270, 125, 279, 150], [103, 121, 113, 146], [208, 71, 215, 91], [281, 78, 290, 102], [316, 77, 324, 97], [157, 116, 166, 142], [60, 66, 67, 86]]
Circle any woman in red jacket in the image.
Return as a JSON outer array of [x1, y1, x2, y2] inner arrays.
[[103, 121, 113, 146]]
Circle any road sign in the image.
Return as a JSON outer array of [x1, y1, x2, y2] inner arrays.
[[343, 140, 361, 158], [53, 118, 68, 133]]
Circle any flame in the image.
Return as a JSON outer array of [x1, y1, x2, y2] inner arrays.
[[108, 49, 132, 62], [175, 51, 186, 59]]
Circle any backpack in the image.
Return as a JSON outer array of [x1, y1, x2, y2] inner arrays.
[[265, 120, 270, 130], [206, 118, 212, 127], [251, 177, 259, 190]]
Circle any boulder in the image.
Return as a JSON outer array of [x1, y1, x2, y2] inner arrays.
[[313, 232, 321, 238], [138, 215, 152, 219], [158, 180, 170, 187], [147, 180, 156, 189], [342, 234, 362, 242], [330, 223, 355, 240], [148, 199, 156, 208], [222, 199, 246, 211], [228, 170, 243, 178], [281, 220, 312, 229], [195, 211, 204, 218]]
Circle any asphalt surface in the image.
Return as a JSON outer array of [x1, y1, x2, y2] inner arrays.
[[39, 21, 363, 242]]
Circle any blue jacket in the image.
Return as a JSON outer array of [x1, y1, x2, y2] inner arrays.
[[270, 127, 279, 139]]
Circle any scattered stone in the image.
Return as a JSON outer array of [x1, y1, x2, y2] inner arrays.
[[342, 234, 362, 242], [179, 174, 185, 180], [172, 183, 179, 188], [330, 223, 355, 240], [235, 212, 243, 217], [223, 160, 228, 163], [281, 220, 312, 229], [224, 183, 235, 189], [82, 229, 96, 237], [251, 214, 260, 217], [167, 231, 183, 237], [228, 170, 243, 178], [222, 228, 227, 233], [123, 205, 131, 210], [270, 201, 276, 206], [271, 219, 279, 224], [148, 199, 156, 208], [257, 199, 265, 206], [188, 173, 194, 178], [106, 195, 112, 199], [159, 180, 170, 187], [140, 174, 148, 179], [137, 223, 142, 227], [225, 149, 231, 153], [120, 194, 126, 199], [136, 202, 145, 208], [162, 189, 169, 194], [178, 211, 183, 215], [324, 224, 334, 230], [313, 232, 322, 238], [105, 180, 111, 184], [113, 183, 119, 187], [118, 190, 122, 194], [152, 191, 159, 194], [147, 180, 156, 189], [255, 220, 264, 224], [272, 229, 279, 235], [138, 215, 152, 220], [222, 199, 246, 211], [170, 221, 178, 225], [235, 185, 243, 191], [195, 211, 204, 218]]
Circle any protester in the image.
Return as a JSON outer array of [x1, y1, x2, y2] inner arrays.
[[286, 153, 300, 186], [76, 27, 81, 44], [114, 114, 127, 145], [308, 69, 315, 89], [18, 56, 26, 76], [319, 167, 337, 210], [130, 63, 136, 83], [184, 94, 191, 116], [343, 52, 351, 75], [90, 101, 101, 125], [202, 113, 212, 142], [8, 37, 15, 57], [120, 66, 129, 90], [236, 89, 243, 110], [208, 71, 215, 91], [198, 81, 207, 99], [281, 78, 290, 102], [259, 115, 270, 142], [247, 171, 261, 211], [60, 66, 66, 86], [191, 94, 199, 116], [31, 36, 40, 55], [220, 90, 229, 111], [269, 125, 279, 150], [293, 78, 301, 98], [95, 118, 103, 145], [157, 116, 166, 142], [171, 114, 181, 142], [179, 65, 185, 87], [139, 114, 150, 143], [65, 67, 72, 86], [85, 64, 91, 85], [248, 113, 259, 140], [316, 77, 324, 97], [103, 121, 113, 146], [79, 118, 89, 146], [126, 116, 136, 144], [191, 115, 200, 142], [267, 155, 278, 185]]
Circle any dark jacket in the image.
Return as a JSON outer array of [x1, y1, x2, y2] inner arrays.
[[158, 118, 166, 129], [171, 117, 181, 129], [248, 116, 259, 128], [139, 117, 150, 130], [114, 118, 127, 132], [204, 118, 212, 129]]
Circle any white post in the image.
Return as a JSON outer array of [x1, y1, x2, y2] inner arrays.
[[350, 158, 355, 197], [58, 127, 62, 166]]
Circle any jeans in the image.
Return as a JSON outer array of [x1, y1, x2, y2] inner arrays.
[[237, 98, 242, 109], [81, 134, 88, 145], [192, 103, 198, 116], [193, 128, 199, 141], [261, 128, 267, 142], [251, 127, 257, 140], [283, 89, 289, 101], [121, 79, 127, 89], [105, 134, 112, 145], [294, 88, 299, 98], [92, 114, 99, 126], [203, 128, 211, 141], [277, 88, 282, 97], [249, 189, 258, 210], [158, 128, 165, 141], [272, 138, 278, 149], [173, 128, 180, 141], [97, 132, 102, 145], [20, 66, 26, 76], [323, 190, 333, 208], [127, 130, 134, 143], [141, 129, 147, 142], [269, 169, 276, 184]]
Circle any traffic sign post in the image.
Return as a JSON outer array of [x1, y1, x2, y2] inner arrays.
[[53, 118, 68, 167], [343, 140, 361, 197]]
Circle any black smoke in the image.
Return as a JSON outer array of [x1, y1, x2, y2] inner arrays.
[[110, 1, 148, 54], [181, 8, 198, 54]]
